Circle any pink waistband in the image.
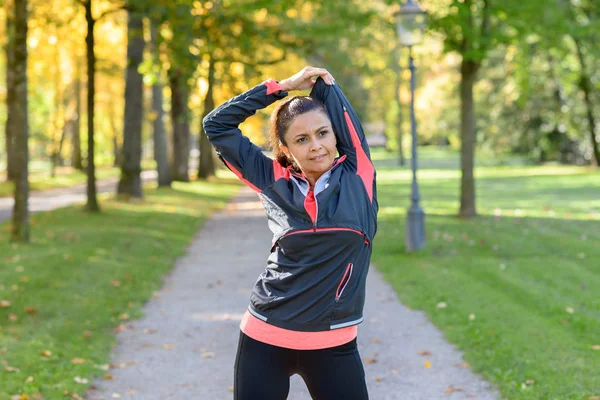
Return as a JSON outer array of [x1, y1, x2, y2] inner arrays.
[[239, 310, 357, 350]]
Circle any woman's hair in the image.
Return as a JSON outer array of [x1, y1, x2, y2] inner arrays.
[[268, 96, 329, 168]]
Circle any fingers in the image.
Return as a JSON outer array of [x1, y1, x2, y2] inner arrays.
[[303, 66, 335, 85]]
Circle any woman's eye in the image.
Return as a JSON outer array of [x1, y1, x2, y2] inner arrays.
[[319, 130, 328, 136], [297, 137, 307, 143]]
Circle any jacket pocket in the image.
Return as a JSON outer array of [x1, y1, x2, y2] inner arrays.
[[335, 263, 353, 303]]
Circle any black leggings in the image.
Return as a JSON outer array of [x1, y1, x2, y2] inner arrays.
[[234, 331, 369, 400]]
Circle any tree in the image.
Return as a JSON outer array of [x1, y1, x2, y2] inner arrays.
[[426, 0, 500, 217], [11, 0, 30, 242], [4, 0, 16, 181], [169, 68, 191, 182], [569, 0, 600, 166], [149, 19, 171, 187], [117, 9, 144, 197], [81, 0, 101, 211], [77, 0, 125, 211], [197, 54, 215, 179], [71, 59, 84, 170]]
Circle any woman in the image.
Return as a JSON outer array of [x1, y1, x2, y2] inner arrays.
[[203, 66, 377, 400]]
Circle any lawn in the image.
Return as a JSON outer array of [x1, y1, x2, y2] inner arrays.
[[371, 147, 600, 399], [0, 176, 240, 399], [0, 165, 121, 198]]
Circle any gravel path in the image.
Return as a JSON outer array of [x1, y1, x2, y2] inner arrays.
[[86, 186, 500, 400], [0, 171, 157, 224]]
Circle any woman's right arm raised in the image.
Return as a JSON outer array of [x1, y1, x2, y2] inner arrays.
[[203, 80, 287, 193]]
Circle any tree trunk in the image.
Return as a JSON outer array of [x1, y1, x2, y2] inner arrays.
[[72, 59, 84, 170], [117, 11, 145, 198], [84, 0, 99, 212], [574, 39, 600, 166], [11, 0, 29, 242], [107, 101, 122, 168], [5, 0, 16, 181], [393, 45, 405, 166], [150, 20, 171, 187], [169, 69, 190, 182], [459, 59, 479, 217], [197, 55, 216, 179], [50, 38, 63, 178]]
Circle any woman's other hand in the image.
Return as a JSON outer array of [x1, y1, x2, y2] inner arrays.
[[279, 66, 335, 92]]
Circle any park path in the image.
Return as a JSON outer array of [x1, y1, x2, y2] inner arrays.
[[0, 171, 156, 224], [87, 186, 500, 400]]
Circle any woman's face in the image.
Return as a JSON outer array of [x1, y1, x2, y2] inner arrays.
[[280, 110, 337, 182]]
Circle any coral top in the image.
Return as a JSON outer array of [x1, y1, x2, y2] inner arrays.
[[240, 310, 357, 350]]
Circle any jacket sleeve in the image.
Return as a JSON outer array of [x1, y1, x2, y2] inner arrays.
[[309, 78, 375, 202], [202, 80, 287, 193]]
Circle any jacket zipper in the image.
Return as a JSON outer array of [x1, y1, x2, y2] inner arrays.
[[291, 155, 347, 232], [280, 227, 370, 246], [335, 263, 353, 302]]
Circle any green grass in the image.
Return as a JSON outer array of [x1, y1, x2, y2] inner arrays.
[[0, 166, 121, 198], [0, 176, 240, 399], [371, 147, 600, 400]]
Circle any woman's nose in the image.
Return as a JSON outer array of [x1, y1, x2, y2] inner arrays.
[[309, 137, 321, 151]]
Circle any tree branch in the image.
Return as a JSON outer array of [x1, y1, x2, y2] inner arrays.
[[96, 4, 129, 21], [75, 0, 87, 6], [480, 0, 491, 40], [213, 48, 287, 67]]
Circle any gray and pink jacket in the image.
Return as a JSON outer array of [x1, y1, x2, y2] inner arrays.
[[203, 77, 378, 332]]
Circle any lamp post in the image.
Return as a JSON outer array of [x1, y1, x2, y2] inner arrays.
[[395, 0, 427, 252]]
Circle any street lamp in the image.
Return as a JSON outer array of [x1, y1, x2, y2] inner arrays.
[[395, 0, 427, 252]]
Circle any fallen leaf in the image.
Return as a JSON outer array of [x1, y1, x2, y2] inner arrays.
[[363, 358, 377, 364], [125, 391, 136, 396], [6, 365, 20, 372], [418, 350, 432, 356], [73, 376, 88, 384], [566, 307, 574, 314], [83, 331, 92, 339], [111, 394, 121, 399], [375, 377, 382, 382], [24, 307, 37, 314], [24, 376, 34, 383], [41, 350, 52, 357], [110, 280, 121, 287], [370, 338, 381, 344], [227, 387, 234, 393], [424, 360, 432, 368], [591, 345, 600, 351], [468, 313, 476, 321], [436, 302, 447, 309], [1, 300, 13, 308], [71, 358, 85, 364], [143, 328, 157, 334], [8, 314, 18, 322], [526, 379, 535, 385], [456, 362, 470, 368], [104, 374, 114, 380], [201, 352, 216, 359], [392, 369, 398, 374], [19, 276, 29, 282], [118, 313, 129, 320], [444, 386, 464, 394], [162, 344, 176, 350]]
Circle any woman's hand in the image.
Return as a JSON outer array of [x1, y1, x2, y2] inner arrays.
[[279, 66, 335, 92]]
